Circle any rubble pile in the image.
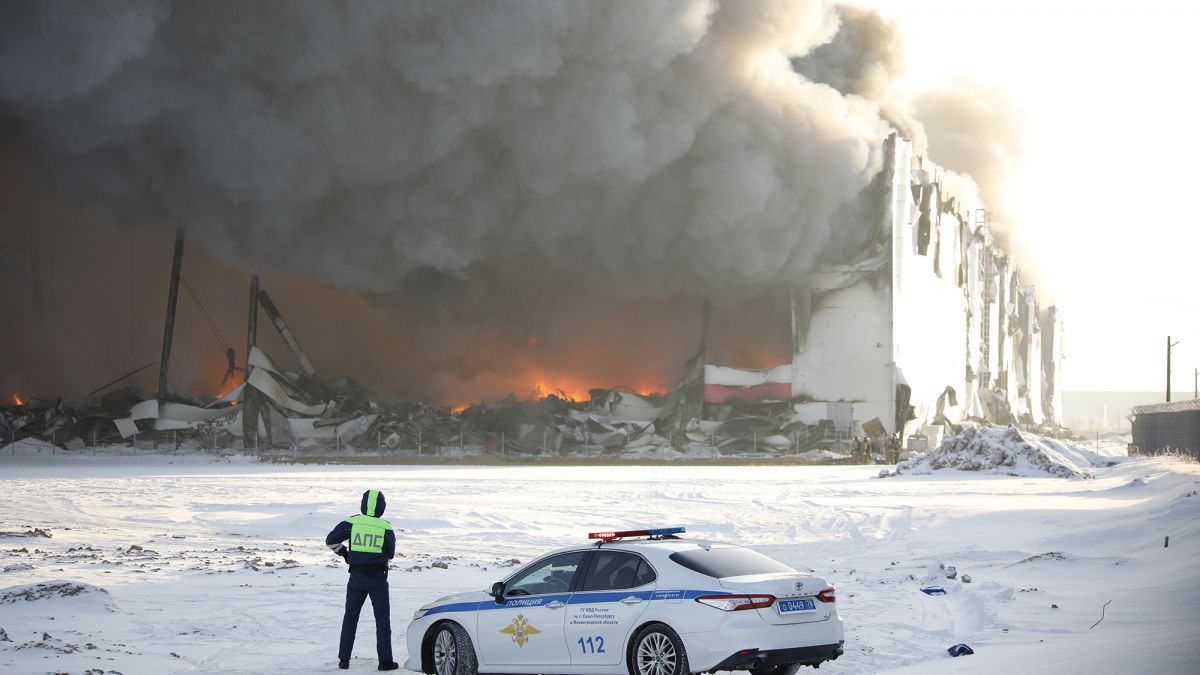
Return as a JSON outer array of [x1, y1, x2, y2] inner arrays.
[[894, 426, 1100, 478], [3, 367, 874, 460]]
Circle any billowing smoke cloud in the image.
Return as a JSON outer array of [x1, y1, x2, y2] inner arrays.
[[791, 4, 926, 153], [796, 7, 1028, 272], [0, 1, 1024, 403], [915, 81, 1024, 220]]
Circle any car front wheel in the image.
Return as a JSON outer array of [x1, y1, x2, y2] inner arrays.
[[431, 622, 477, 675], [630, 623, 689, 675]]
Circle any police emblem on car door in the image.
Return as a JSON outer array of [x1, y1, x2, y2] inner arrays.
[[477, 551, 585, 666], [500, 614, 540, 647]]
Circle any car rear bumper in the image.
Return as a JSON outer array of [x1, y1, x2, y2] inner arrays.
[[680, 610, 844, 671], [705, 643, 845, 672]]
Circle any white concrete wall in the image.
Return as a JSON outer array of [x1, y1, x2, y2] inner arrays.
[[791, 277, 894, 434], [784, 135, 1063, 438], [890, 154, 970, 435]]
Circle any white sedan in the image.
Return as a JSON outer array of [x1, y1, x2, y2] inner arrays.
[[404, 528, 843, 675]]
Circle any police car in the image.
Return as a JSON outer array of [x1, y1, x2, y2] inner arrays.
[[404, 528, 843, 675]]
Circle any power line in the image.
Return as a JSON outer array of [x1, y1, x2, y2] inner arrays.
[[181, 277, 229, 352]]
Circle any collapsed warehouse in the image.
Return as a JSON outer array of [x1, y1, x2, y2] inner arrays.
[[655, 134, 1066, 453], [1, 134, 1063, 460]]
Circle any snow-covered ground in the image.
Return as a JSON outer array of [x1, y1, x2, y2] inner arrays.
[[1, 450, 1197, 674]]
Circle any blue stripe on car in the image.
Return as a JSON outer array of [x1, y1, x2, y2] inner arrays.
[[419, 590, 728, 616]]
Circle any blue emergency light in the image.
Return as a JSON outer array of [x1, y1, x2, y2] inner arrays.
[[587, 526, 686, 541]]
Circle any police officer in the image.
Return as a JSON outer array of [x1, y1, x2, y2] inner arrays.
[[326, 489, 399, 671]]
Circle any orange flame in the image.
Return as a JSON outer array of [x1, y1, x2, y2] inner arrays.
[[530, 379, 590, 403], [12, 394, 23, 406], [214, 377, 241, 401]]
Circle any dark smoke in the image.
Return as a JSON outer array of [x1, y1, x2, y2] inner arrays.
[[0, 1, 1024, 403]]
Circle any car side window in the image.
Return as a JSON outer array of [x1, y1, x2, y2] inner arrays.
[[505, 551, 585, 597], [581, 551, 656, 592]]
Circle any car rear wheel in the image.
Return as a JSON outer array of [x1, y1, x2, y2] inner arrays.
[[431, 622, 477, 675], [630, 623, 689, 675], [750, 664, 803, 675]]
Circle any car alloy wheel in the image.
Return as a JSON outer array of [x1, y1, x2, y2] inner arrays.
[[636, 631, 678, 675], [434, 627, 457, 675]]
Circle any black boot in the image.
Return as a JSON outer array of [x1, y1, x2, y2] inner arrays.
[[339, 660, 349, 670], [378, 662, 399, 671]]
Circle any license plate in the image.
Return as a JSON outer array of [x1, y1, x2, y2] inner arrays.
[[778, 598, 816, 613]]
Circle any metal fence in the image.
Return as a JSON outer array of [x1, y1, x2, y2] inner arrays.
[[2, 427, 880, 463]]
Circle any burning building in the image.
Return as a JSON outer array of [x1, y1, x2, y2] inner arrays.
[[0, 2, 1056, 457], [664, 134, 1064, 451]]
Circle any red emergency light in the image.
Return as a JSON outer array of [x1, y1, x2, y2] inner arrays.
[[587, 527, 685, 541]]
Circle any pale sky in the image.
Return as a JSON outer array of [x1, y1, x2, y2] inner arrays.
[[859, 0, 1200, 393]]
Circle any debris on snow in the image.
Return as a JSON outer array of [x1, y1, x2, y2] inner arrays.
[[896, 426, 1103, 478], [0, 528, 52, 538], [1015, 551, 1072, 564], [947, 644, 974, 657], [0, 581, 114, 609]]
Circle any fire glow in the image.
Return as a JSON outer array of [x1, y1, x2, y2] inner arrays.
[[11, 394, 23, 406]]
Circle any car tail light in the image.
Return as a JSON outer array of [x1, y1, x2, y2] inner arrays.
[[695, 594, 776, 611], [816, 587, 836, 603]]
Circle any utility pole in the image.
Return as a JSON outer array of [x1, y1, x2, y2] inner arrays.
[[158, 226, 186, 402], [1194, 367, 1197, 400], [1166, 336, 1180, 402], [245, 273, 259, 382]]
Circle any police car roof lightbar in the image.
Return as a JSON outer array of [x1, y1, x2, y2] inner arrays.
[[587, 527, 686, 542]]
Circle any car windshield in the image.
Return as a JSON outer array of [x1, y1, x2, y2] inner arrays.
[[669, 547, 795, 578]]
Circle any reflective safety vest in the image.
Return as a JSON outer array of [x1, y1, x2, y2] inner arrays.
[[348, 514, 392, 553]]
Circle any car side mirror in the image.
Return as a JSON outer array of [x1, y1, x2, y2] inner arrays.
[[490, 581, 505, 603]]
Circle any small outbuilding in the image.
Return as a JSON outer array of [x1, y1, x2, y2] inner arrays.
[[1129, 399, 1200, 457]]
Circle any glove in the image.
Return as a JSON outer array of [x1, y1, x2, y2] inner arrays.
[[334, 544, 349, 562]]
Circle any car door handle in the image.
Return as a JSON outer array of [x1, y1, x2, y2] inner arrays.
[[546, 601, 566, 609], [620, 596, 643, 605]]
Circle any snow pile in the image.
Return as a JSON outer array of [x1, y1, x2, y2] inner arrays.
[[0, 581, 115, 612], [1039, 435, 1124, 469], [897, 426, 1102, 478], [0, 437, 59, 455]]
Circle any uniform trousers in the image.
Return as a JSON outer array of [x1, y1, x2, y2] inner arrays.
[[339, 569, 392, 662]]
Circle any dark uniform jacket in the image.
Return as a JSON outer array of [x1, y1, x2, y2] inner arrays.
[[326, 490, 396, 575]]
